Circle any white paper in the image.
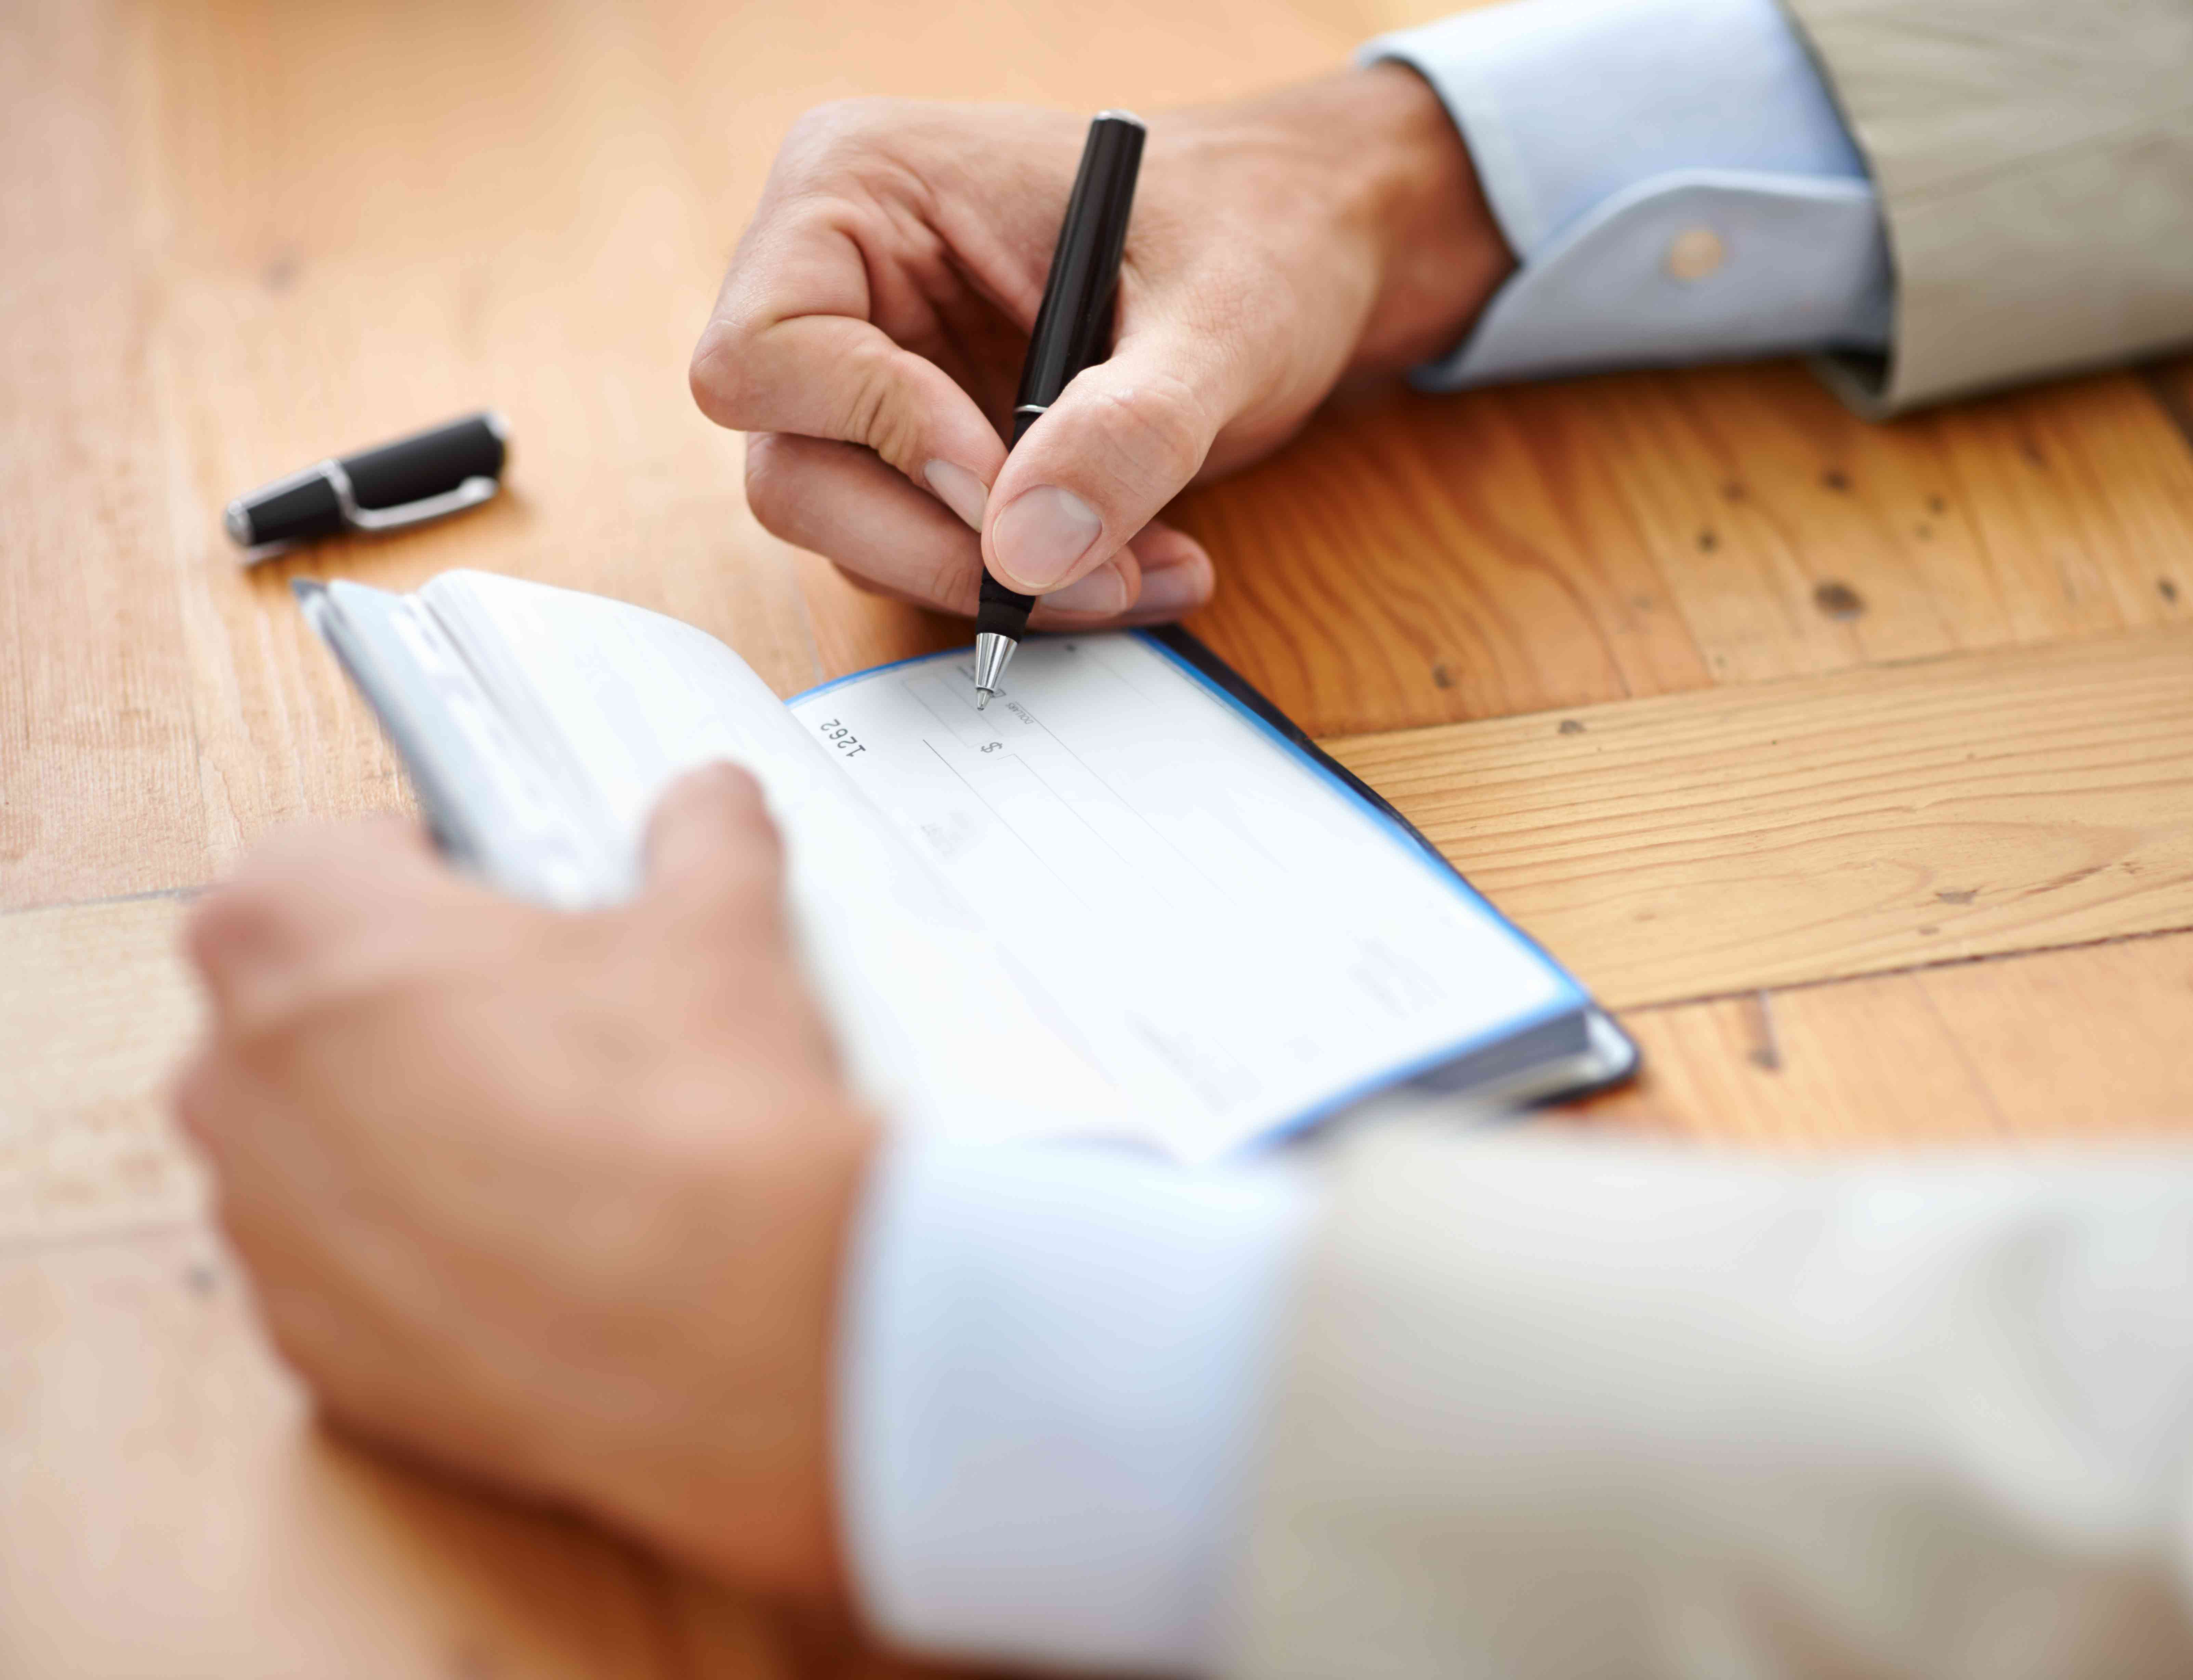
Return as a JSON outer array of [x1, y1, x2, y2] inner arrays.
[[788, 635, 1580, 1160], [422, 572, 1132, 1148], [406, 574, 1579, 1163]]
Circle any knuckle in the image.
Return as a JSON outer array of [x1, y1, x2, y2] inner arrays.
[[1091, 371, 1211, 488], [782, 96, 896, 163], [691, 316, 762, 429], [171, 1050, 226, 1148], [695, 823, 787, 921], [254, 1289, 335, 1386], [187, 826, 437, 998], [916, 548, 981, 616], [712, 798, 785, 891], [185, 880, 285, 981], [838, 344, 922, 471], [742, 433, 804, 536], [745, 799, 787, 870], [650, 764, 785, 910], [223, 1011, 307, 1094], [687, 761, 771, 828], [664, 872, 780, 971], [715, 850, 785, 926], [1202, 263, 1293, 334], [831, 561, 895, 601]]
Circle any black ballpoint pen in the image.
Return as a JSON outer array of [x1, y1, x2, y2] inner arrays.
[[973, 110, 1146, 708]]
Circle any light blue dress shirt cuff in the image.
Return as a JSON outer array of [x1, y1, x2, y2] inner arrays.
[[1365, 0, 1893, 385], [837, 1139, 1317, 1673]]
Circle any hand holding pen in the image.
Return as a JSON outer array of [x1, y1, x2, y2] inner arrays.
[[688, 74, 1509, 639]]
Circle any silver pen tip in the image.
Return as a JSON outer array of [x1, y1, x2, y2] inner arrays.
[[975, 688, 992, 711], [972, 630, 1016, 703]]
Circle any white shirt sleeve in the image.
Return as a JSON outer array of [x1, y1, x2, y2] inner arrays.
[[836, 1138, 1316, 1672], [1364, 0, 1893, 385]]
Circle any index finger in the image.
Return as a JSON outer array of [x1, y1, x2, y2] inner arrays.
[[689, 150, 1005, 499], [184, 818, 468, 1021]]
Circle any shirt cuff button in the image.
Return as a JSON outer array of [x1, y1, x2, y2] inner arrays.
[[1666, 226, 1728, 281]]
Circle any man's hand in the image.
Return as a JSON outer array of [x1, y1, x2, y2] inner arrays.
[[175, 766, 874, 1600], [692, 66, 1510, 625]]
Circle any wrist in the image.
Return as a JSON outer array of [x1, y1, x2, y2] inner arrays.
[[752, 1099, 879, 1602], [563, 1091, 880, 1604], [1341, 62, 1514, 373]]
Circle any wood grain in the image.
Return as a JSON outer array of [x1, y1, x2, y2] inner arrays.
[[1330, 626, 2193, 1005], [1173, 357, 2193, 736], [0, 895, 203, 1247], [1583, 929, 2193, 1150], [1583, 979, 2011, 1151], [0, 3, 211, 906], [0, 1228, 680, 1679], [1173, 379, 1715, 734], [1911, 927, 2193, 1133], [126, 0, 826, 902]]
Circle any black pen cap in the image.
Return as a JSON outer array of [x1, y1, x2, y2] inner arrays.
[[225, 411, 509, 551]]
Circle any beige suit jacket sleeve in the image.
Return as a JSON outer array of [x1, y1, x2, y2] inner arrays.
[[1776, 0, 2193, 412], [1227, 1128, 2193, 1679]]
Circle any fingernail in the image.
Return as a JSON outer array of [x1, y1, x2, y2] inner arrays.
[[1043, 560, 1131, 616], [1133, 558, 1208, 616], [993, 485, 1102, 590], [923, 459, 988, 531]]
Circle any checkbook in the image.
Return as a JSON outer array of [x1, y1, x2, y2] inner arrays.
[[300, 570, 1637, 1162]]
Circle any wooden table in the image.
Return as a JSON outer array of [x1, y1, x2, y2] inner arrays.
[[6, 0, 2192, 1671]]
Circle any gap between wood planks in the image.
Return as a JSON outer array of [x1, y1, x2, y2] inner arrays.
[[2141, 359, 2193, 457], [1582, 926, 2193, 1149], [1580, 916, 2193, 1016], [1327, 622, 2193, 1009]]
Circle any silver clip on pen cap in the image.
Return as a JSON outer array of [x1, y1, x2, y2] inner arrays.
[[225, 410, 509, 560]]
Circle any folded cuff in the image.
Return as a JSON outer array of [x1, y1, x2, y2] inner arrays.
[[1364, 0, 1890, 385], [837, 1138, 1317, 1672]]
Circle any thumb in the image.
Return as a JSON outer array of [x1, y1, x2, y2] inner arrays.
[[982, 324, 1233, 596], [642, 763, 789, 940]]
